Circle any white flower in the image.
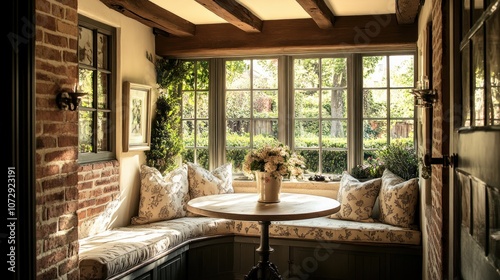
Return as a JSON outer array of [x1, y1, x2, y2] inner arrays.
[[242, 143, 306, 180]]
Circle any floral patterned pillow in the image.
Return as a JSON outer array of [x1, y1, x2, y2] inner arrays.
[[131, 164, 190, 225], [330, 172, 382, 222], [379, 169, 419, 228], [187, 162, 234, 200]]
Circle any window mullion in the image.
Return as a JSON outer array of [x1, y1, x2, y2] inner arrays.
[[209, 58, 225, 170], [278, 56, 289, 146], [349, 54, 362, 170]]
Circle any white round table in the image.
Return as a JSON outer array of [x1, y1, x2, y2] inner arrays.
[[187, 192, 340, 280]]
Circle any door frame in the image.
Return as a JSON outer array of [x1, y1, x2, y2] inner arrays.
[[6, 0, 36, 279]]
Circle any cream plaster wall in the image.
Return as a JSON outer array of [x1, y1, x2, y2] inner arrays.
[[79, 0, 157, 227]]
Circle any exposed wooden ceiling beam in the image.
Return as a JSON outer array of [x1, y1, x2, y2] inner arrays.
[[99, 0, 196, 37], [395, 0, 422, 24], [155, 16, 417, 58], [295, 0, 335, 29], [195, 0, 263, 33]]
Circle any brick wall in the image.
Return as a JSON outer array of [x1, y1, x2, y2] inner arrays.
[[78, 161, 120, 239], [35, 0, 80, 278], [428, 0, 450, 278], [35, 0, 121, 278]]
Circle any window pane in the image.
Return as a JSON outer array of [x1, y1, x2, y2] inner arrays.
[[363, 56, 386, 87], [226, 60, 250, 89], [462, 44, 472, 126], [298, 150, 319, 173], [79, 69, 94, 107], [182, 92, 195, 118], [97, 72, 108, 109], [197, 61, 210, 90], [323, 150, 347, 174], [389, 55, 414, 87], [322, 89, 347, 118], [182, 120, 195, 146], [253, 90, 278, 118], [295, 121, 319, 148], [322, 120, 347, 145], [294, 58, 320, 88], [487, 11, 500, 125], [322, 58, 347, 88], [227, 91, 250, 118], [254, 119, 278, 140], [390, 89, 414, 118], [97, 33, 108, 69], [79, 110, 93, 153], [363, 120, 387, 148], [363, 89, 387, 118], [226, 120, 250, 147], [295, 90, 319, 118], [183, 62, 196, 91], [182, 148, 195, 163], [196, 148, 209, 169], [97, 112, 109, 151], [78, 26, 93, 66], [254, 59, 278, 89], [197, 91, 209, 118], [390, 120, 414, 141], [196, 120, 209, 147], [226, 148, 249, 173], [472, 27, 485, 126]]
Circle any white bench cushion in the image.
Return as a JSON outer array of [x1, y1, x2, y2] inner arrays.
[[235, 217, 421, 245], [79, 216, 420, 279]]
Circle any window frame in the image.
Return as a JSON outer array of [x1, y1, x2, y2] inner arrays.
[[180, 50, 417, 177], [359, 52, 418, 162], [77, 15, 116, 163]]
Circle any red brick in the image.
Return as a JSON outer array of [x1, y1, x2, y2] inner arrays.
[[58, 135, 78, 147], [44, 190, 65, 204], [65, 186, 78, 200], [36, 221, 57, 239], [58, 214, 77, 230], [44, 148, 77, 162], [41, 176, 66, 191], [37, 136, 57, 149]]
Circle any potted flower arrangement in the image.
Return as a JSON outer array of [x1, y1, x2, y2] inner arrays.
[[242, 143, 306, 180], [242, 143, 306, 203]]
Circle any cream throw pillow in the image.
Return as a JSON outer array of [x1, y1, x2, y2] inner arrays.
[[330, 172, 382, 222], [379, 169, 419, 228], [131, 164, 190, 225], [187, 162, 234, 199]]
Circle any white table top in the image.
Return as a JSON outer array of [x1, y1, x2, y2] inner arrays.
[[187, 193, 340, 222]]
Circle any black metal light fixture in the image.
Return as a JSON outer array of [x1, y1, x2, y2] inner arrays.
[[56, 91, 87, 111]]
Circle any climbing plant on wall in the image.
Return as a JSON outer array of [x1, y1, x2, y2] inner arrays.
[[145, 58, 188, 174]]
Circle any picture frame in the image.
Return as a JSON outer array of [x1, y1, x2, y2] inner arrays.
[[123, 81, 152, 152]]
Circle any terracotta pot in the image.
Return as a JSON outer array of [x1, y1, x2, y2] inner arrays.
[[255, 171, 282, 203]]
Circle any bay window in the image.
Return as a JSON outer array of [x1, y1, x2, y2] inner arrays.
[[180, 51, 416, 178]]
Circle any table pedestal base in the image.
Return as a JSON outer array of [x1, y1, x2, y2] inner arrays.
[[244, 261, 282, 280], [244, 221, 283, 280]]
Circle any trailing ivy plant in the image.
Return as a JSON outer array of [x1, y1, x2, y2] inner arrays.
[[145, 58, 187, 174]]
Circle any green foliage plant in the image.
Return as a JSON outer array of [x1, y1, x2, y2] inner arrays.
[[350, 157, 385, 179], [145, 58, 187, 174], [376, 141, 418, 180]]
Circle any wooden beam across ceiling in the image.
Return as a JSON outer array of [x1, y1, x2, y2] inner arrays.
[[99, 0, 196, 37], [395, 0, 422, 24], [195, 0, 263, 33], [295, 0, 335, 29], [155, 15, 417, 58]]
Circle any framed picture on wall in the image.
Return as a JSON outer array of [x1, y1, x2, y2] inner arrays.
[[123, 81, 152, 152]]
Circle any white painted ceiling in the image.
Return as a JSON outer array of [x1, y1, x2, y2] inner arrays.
[[149, 0, 396, 24]]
